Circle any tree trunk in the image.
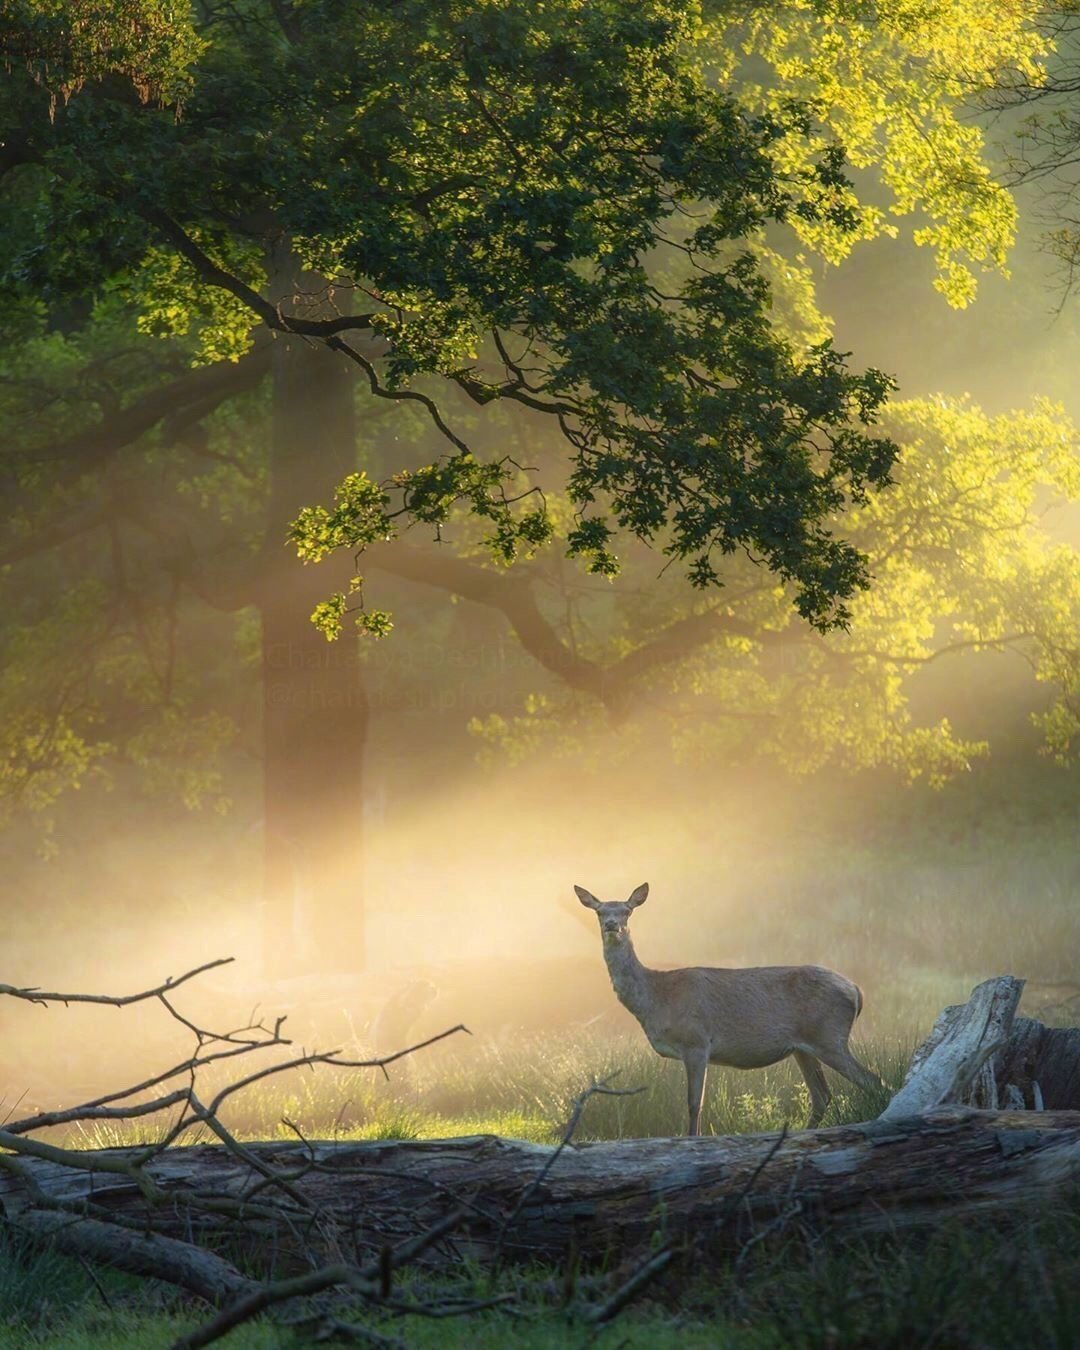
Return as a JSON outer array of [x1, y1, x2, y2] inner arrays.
[[5, 1110, 1079, 1270], [258, 309, 367, 976]]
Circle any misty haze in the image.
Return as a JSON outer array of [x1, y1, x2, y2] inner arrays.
[[0, 4, 1077, 1347]]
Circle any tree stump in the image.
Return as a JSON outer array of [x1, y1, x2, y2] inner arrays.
[[882, 976, 1080, 1118]]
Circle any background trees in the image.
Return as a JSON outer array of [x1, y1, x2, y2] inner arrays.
[[0, 1, 1076, 978]]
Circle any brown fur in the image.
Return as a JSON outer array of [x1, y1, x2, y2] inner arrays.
[[574, 883, 880, 1135]]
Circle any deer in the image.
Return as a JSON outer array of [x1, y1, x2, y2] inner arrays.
[[574, 882, 881, 1135]]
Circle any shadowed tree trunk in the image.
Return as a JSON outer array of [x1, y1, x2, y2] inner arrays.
[[258, 321, 367, 976]]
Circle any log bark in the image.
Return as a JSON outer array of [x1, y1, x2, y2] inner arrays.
[[14, 1210, 257, 1304], [992, 1018, 1080, 1110], [3, 1109, 1078, 1270]]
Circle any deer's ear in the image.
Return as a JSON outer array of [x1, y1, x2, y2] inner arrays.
[[574, 885, 601, 910], [627, 882, 650, 908]]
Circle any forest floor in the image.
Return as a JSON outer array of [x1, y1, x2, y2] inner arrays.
[[4, 832, 1079, 1347]]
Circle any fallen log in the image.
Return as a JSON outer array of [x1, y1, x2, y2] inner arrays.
[[3, 1108, 1079, 1271]]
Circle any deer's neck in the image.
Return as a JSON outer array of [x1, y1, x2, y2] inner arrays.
[[603, 937, 653, 1018]]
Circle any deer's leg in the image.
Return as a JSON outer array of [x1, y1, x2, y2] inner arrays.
[[793, 1050, 831, 1128], [683, 1050, 708, 1137], [814, 1042, 882, 1092]]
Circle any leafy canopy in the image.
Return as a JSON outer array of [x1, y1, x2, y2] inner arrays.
[[3, 0, 903, 630], [0, 0, 1072, 815]]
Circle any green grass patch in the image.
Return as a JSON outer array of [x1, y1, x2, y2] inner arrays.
[[5, 1202, 1078, 1349]]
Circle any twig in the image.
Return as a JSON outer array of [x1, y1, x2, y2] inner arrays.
[[0, 958, 234, 1008], [169, 1262, 373, 1350], [171, 1209, 469, 1350], [386, 1292, 518, 1318], [585, 1247, 675, 1325], [199, 1023, 471, 1119], [5, 1087, 191, 1136], [728, 1126, 789, 1228], [0, 957, 477, 1338], [8, 1032, 293, 1129], [77, 1255, 115, 1311], [364, 1205, 469, 1277], [491, 1074, 645, 1269]]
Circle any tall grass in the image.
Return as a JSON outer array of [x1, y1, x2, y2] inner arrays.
[[65, 1027, 909, 1152]]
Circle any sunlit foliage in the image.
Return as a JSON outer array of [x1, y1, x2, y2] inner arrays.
[[718, 0, 1049, 305], [473, 398, 1080, 778]]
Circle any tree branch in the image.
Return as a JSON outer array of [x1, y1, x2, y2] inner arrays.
[[0, 956, 236, 1009], [368, 543, 805, 710], [143, 211, 382, 341], [0, 498, 112, 567], [16, 343, 271, 479], [370, 543, 609, 698]]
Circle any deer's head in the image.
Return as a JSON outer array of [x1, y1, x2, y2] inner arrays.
[[574, 883, 649, 947]]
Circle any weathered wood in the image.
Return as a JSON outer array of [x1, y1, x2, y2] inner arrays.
[[879, 976, 1025, 1120], [14, 1210, 257, 1304], [887, 978, 1080, 1116], [991, 1018, 1080, 1110], [3, 1110, 1078, 1269]]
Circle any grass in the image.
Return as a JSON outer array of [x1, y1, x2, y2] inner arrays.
[[59, 1028, 909, 1153], [3, 1201, 1078, 1348]]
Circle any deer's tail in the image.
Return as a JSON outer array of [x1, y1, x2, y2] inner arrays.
[[852, 982, 864, 1019]]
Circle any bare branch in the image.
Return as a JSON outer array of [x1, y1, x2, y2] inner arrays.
[[369, 543, 805, 711], [326, 337, 474, 455], [172, 1208, 470, 1350], [585, 1246, 675, 1325], [492, 1073, 645, 1270], [0, 956, 235, 1009]]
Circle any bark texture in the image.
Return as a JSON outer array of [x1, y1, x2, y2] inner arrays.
[[884, 977, 1080, 1117], [993, 1018, 1080, 1110], [881, 976, 1025, 1120]]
